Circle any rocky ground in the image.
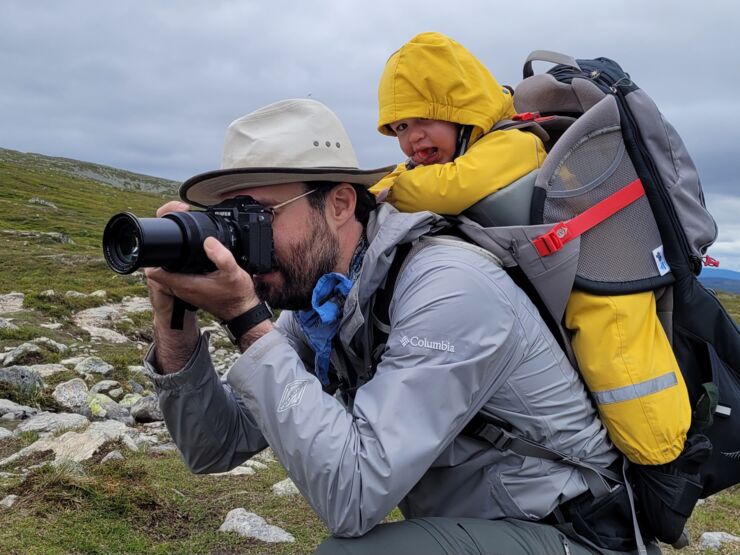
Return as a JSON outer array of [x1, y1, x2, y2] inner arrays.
[[0, 290, 300, 547]]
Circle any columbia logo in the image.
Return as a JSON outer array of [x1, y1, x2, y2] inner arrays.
[[400, 335, 456, 353]]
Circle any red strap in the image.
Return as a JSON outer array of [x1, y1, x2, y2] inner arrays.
[[513, 112, 540, 121], [533, 179, 646, 257]]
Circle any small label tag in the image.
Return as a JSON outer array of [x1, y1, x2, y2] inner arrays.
[[652, 245, 671, 276]]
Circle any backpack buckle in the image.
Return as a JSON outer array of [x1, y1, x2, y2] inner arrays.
[[513, 111, 540, 122], [533, 222, 569, 256]]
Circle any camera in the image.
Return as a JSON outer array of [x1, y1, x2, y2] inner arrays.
[[102, 196, 274, 275]]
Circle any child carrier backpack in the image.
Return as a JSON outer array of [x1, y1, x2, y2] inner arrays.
[[373, 50, 740, 551]]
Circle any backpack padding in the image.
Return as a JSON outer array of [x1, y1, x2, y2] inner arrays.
[[464, 170, 538, 227], [515, 74, 605, 116], [523, 50, 581, 78]]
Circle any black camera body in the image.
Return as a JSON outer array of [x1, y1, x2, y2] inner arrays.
[[103, 196, 274, 275]]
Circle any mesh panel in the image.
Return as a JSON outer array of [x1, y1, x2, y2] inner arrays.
[[543, 128, 664, 285]]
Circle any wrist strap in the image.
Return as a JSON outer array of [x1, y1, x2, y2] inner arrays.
[[222, 302, 273, 345]]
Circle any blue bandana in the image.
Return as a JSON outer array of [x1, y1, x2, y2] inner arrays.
[[297, 236, 367, 385]]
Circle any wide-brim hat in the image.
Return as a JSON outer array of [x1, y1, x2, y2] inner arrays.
[[180, 98, 395, 207]]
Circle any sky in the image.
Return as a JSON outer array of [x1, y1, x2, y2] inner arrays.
[[1, 0, 739, 269]]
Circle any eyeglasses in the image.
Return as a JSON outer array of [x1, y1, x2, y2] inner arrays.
[[264, 188, 317, 216]]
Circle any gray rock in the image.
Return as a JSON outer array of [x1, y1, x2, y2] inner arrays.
[[108, 388, 124, 400], [38, 290, 57, 300], [0, 399, 38, 419], [130, 396, 163, 423], [29, 196, 58, 209], [65, 291, 88, 299], [212, 465, 256, 477], [127, 379, 145, 394], [0, 292, 24, 314], [1, 344, 44, 366], [0, 494, 19, 508], [0, 318, 18, 331], [698, 531, 740, 550], [101, 450, 124, 463], [90, 290, 107, 299], [1, 420, 138, 468], [0, 366, 44, 395], [14, 412, 88, 436], [85, 393, 133, 425], [31, 337, 68, 353], [90, 380, 119, 395], [52, 378, 89, 410], [149, 443, 179, 455], [0, 427, 12, 439], [127, 365, 146, 375], [218, 508, 294, 543], [74, 357, 114, 376], [272, 477, 300, 496], [28, 363, 69, 378], [118, 393, 143, 408], [60, 356, 87, 368]]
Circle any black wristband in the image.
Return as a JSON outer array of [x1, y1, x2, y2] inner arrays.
[[222, 302, 273, 345]]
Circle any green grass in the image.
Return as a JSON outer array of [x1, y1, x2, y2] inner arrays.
[[0, 448, 330, 555]]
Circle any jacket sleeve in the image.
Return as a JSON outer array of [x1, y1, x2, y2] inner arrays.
[[225, 244, 527, 536], [144, 311, 313, 474], [368, 162, 407, 198], [386, 129, 546, 215]]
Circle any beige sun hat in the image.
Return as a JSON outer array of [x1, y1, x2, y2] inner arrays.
[[179, 98, 395, 207]]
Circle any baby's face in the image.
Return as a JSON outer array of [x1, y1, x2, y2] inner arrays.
[[388, 118, 458, 166]]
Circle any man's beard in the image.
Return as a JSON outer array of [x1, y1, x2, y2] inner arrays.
[[255, 213, 340, 311]]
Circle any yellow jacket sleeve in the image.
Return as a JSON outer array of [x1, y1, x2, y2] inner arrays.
[[374, 129, 545, 215]]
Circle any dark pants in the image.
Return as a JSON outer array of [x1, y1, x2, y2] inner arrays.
[[314, 518, 662, 555]]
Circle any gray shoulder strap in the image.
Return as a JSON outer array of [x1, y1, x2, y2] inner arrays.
[[490, 119, 550, 143]]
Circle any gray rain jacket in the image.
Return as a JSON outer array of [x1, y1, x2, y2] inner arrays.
[[146, 204, 617, 537]]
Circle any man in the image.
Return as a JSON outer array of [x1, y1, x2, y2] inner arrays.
[[144, 99, 656, 554]]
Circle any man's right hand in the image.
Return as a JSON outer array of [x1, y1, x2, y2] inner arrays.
[[144, 201, 200, 374]]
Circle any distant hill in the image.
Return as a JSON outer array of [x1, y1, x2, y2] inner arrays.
[[0, 147, 179, 196], [699, 267, 740, 294]]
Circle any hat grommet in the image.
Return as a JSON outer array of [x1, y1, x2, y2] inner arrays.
[[313, 140, 319, 147]]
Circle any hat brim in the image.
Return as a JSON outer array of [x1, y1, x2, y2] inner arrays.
[[180, 165, 395, 207]]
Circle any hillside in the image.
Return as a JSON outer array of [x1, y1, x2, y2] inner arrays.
[[0, 150, 739, 554]]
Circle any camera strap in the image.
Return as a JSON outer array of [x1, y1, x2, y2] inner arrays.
[[170, 296, 197, 330]]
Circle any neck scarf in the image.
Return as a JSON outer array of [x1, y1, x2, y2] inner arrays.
[[297, 236, 367, 385]]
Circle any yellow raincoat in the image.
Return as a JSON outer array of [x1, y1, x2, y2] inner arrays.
[[372, 32, 690, 465]]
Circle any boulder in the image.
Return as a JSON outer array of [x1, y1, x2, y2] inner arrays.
[[218, 508, 294, 543], [0, 318, 18, 331], [85, 394, 133, 425], [31, 337, 68, 353], [14, 412, 88, 436], [0, 366, 44, 396], [52, 378, 89, 410], [90, 380, 119, 395], [1, 344, 44, 367], [0, 292, 24, 314], [699, 532, 740, 550], [0, 399, 38, 419], [272, 478, 300, 497], [74, 357, 114, 376], [130, 396, 163, 423], [28, 363, 70, 378]]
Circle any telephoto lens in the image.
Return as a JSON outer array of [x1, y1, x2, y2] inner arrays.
[[102, 196, 274, 275]]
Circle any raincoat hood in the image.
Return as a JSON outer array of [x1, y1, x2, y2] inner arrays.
[[377, 32, 516, 143]]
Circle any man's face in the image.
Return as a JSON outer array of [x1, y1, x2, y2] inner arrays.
[[388, 118, 458, 166], [222, 183, 339, 311]]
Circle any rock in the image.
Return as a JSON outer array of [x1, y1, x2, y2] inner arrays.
[[90, 290, 107, 299], [39, 322, 63, 330], [14, 412, 88, 436], [0, 292, 24, 314], [72, 297, 151, 344], [61, 356, 88, 368], [127, 379, 145, 394], [149, 443, 179, 455], [31, 337, 68, 353], [698, 532, 740, 550], [90, 380, 119, 395], [272, 478, 300, 496], [244, 460, 268, 471], [101, 450, 124, 463], [0, 428, 12, 439], [85, 394, 133, 425], [29, 196, 58, 209], [0, 494, 19, 509], [0, 399, 38, 419], [254, 447, 277, 465], [0, 318, 18, 331], [127, 365, 146, 375], [74, 357, 114, 376], [212, 465, 256, 477], [218, 508, 294, 543], [130, 396, 163, 423], [1, 343, 44, 366], [38, 290, 57, 300], [28, 363, 70, 378], [1, 420, 138, 468], [118, 393, 143, 408], [0, 366, 44, 395], [108, 388, 124, 400], [65, 291, 88, 299], [52, 378, 89, 410]]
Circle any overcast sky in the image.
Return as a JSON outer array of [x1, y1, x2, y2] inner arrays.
[[2, 1, 739, 269]]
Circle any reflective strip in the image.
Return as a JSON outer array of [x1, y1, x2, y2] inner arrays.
[[592, 372, 678, 405]]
